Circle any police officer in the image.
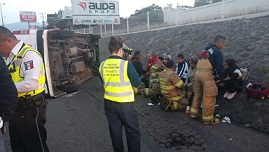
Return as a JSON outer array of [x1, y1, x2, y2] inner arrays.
[[159, 60, 189, 111], [0, 55, 18, 151], [190, 35, 226, 125], [0, 26, 49, 151], [99, 37, 141, 152]]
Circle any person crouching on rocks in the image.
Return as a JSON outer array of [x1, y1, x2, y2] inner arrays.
[[223, 59, 243, 99]]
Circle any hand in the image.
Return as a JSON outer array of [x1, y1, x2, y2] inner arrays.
[[218, 83, 225, 86], [183, 83, 187, 86], [1, 126, 6, 135], [187, 83, 192, 87], [215, 80, 221, 84]]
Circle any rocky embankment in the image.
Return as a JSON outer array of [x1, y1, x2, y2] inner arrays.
[[99, 15, 269, 134]]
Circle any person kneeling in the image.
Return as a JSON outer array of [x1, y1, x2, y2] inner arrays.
[[158, 60, 189, 111]]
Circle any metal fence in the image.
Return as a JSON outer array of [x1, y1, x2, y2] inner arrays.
[[164, 0, 269, 24], [74, 0, 269, 36]]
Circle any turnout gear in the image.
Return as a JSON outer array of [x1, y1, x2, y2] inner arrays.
[[158, 68, 188, 111], [190, 59, 218, 123], [141, 61, 164, 97]]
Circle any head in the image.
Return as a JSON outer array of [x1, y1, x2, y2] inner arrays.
[[0, 26, 19, 57], [165, 60, 174, 69], [224, 59, 237, 70], [162, 53, 171, 64], [158, 56, 164, 62], [118, 37, 125, 43], [188, 57, 198, 68], [177, 53, 185, 64], [108, 36, 123, 57], [147, 52, 153, 60], [133, 50, 142, 60], [214, 35, 226, 50]]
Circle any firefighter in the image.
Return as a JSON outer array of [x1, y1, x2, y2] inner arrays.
[[99, 37, 141, 152], [119, 37, 133, 61], [190, 35, 226, 125], [158, 60, 189, 111], [141, 53, 170, 97], [0, 26, 49, 151]]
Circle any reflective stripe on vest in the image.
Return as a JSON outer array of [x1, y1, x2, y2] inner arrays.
[[8, 45, 46, 97], [99, 59, 134, 102]]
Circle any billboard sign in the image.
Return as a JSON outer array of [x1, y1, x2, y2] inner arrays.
[[72, 0, 120, 25], [62, 6, 73, 19], [20, 11, 37, 22]]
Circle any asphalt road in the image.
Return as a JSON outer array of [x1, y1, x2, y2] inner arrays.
[[3, 77, 269, 152]]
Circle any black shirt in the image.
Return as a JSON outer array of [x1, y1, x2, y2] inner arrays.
[[131, 57, 146, 77], [0, 56, 18, 122]]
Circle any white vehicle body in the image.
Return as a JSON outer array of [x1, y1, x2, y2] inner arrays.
[[14, 29, 100, 97]]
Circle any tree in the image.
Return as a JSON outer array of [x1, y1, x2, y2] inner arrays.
[[194, 0, 223, 7], [130, 4, 164, 23]]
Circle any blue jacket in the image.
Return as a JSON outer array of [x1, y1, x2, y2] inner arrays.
[[205, 43, 224, 82]]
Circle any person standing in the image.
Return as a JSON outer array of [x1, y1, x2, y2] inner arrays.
[[190, 35, 226, 125], [0, 56, 18, 152], [99, 37, 141, 152], [0, 26, 49, 152]]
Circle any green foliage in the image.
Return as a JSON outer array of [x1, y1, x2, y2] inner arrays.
[[130, 4, 163, 23], [134, 4, 163, 15], [194, 0, 223, 7]]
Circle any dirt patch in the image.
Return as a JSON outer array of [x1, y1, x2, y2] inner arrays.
[[216, 89, 269, 134]]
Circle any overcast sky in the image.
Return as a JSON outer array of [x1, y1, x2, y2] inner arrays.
[[1, 0, 194, 24]]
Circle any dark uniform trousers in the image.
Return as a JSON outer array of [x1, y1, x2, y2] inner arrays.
[[104, 99, 141, 152], [9, 94, 49, 152]]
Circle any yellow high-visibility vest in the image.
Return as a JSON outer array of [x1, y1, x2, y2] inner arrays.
[[99, 58, 134, 102], [7, 45, 46, 97]]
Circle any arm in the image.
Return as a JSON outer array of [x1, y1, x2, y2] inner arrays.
[[127, 62, 141, 87], [0, 57, 17, 122], [171, 73, 184, 89], [15, 51, 42, 93], [215, 50, 224, 82]]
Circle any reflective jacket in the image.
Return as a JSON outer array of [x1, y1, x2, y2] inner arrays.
[[159, 68, 184, 100], [99, 58, 134, 102], [7, 45, 45, 97], [149, 61, 164, 83]]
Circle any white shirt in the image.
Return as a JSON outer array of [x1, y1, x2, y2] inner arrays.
[[6, 40, 43, 94]]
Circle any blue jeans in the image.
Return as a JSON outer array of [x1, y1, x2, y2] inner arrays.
[[0, 132, 6, 152]]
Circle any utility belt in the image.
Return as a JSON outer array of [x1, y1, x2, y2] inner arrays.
[[18, 92, 46, 110]]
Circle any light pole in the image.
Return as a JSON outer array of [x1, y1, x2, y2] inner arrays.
[[0, 3, 6, 26], [40, 13, 46, 29]]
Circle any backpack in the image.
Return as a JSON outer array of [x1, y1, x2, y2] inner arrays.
[[246, 82, 269, 104]]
